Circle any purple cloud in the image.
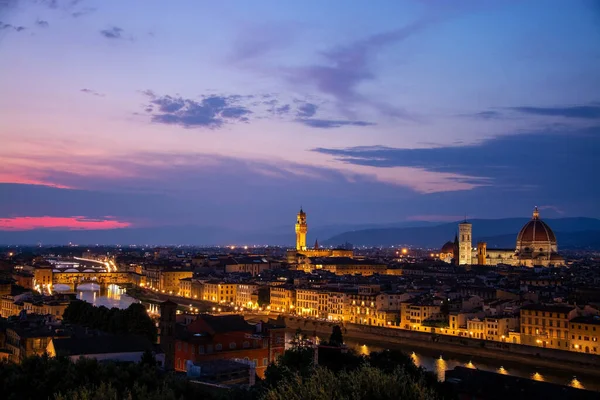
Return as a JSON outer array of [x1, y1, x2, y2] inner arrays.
[[0, 21, 25, 32], [35, 19, 49, 28], [100, 26, 124, 40], [287, 20, 429, 118], [144, 93, 252, 129], [80, 88, 104, 97], [296, 103, 318, 118], [297, 119, 375, 129]]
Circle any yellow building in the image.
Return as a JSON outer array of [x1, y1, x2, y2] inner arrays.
[[191, 279, 204, 300], [467, 318, 485, 339], [202, 281, 220, 303], [179, 277, 193, 298], [484, 316, 519, 342], [201, 281, 237, 305], [1, 296, 22, 318], [5, 324, 66, 363], [520, 304, 576, 350], [159, 269, 193, 294], [327, 292, 347, 321], [236, 283, 258, 308], [34, 268, 53, 286], [347, 292, 377, 325], [569, 316, 600, 354], [306, 257, 386, 276], [270, 286, 295, 313], [401, 302, 441, 331], [296, 288, 324, 317]]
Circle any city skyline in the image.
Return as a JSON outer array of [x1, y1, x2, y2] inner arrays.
[[1, 0, 600, 237]]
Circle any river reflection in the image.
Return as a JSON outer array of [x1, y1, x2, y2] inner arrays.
[[338, 338, 597, 391], [72, 283, 139, 309]]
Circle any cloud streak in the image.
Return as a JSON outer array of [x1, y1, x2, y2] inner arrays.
[[312, 125, 600, 199], [508, 104, 600, 119], [297, 119, 375, 129], [285, 20, 430, 119], [100, 26, 124, 40], [0, 21, 25, 31], [296, 102, 318, 118], [80, 88, 104, 97], [142, 92, 252, 129]]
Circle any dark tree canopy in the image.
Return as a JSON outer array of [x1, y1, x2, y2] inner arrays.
[[0, 354, 214, 400], [63, 300, 157, 342], [329, 325, 344, 346]]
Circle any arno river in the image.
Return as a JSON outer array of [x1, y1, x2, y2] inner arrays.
[[339, 337, 596, 391], [54, 283, 139, 309], [62, 284, 596, 392]]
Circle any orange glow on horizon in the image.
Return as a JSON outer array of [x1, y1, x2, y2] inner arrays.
[[0, 216, 131, 230]]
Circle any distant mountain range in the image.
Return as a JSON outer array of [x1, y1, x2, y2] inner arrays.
[[1, 217, 600, 250], [322, 218, 600, 249], [0, 221, 435, 247]]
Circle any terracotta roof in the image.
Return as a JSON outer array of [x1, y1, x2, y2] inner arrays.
[[197, 314, 253, 334], [440, 241, 455, 253], [517, 209, 557, 244], [520, 303, 575, 313]]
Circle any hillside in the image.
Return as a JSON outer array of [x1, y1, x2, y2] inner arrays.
[[322, 218, 600, 249]]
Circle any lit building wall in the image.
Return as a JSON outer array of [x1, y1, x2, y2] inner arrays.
[[569, 317, 600, 354], [236, 284, 258, 308], [270, 286, 295, 313], [520, 305, 576, 350], [296, 288, 321, 317]]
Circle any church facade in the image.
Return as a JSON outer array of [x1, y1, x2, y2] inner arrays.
[[439, 207, 564, 267]]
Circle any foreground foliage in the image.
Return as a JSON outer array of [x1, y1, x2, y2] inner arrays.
[[263, 365, 442, 400], [0, 341, 449, 399], [0, 355, 210, 400], [62, 300, 157, 342]]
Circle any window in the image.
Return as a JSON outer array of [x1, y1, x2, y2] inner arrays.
[[253, 359, 258, 367], [191, 345, 195, 355], [215, 343, 222, 351], [198, 345, 204, 354], [177, 342, 182, 351], [263, 358, 269, 366], [184, 343, 188, 352], [229, 342, 237, 349]]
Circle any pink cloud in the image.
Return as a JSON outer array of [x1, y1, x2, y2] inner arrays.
[[407, 214, 465, 222], [0, 216, 131, 231]]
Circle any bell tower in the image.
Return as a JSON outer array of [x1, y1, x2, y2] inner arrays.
[[458, 220, 472, 265], [295, 208, 307, 251]]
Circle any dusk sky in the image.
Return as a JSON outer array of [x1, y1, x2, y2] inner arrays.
[[1, 0, 599, 237]]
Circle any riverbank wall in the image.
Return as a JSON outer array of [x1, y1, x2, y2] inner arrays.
[[279, 316, 600, 376]]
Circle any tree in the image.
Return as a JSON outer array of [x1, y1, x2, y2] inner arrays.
[[257, 287, 270, 307], [262, 347, 315, 390], [62, 300, 157, 342], [262, 365, 443, 400], [140, 350, 156, 367], [0, 354, 215, 400], [329, 325, 343, 347]]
